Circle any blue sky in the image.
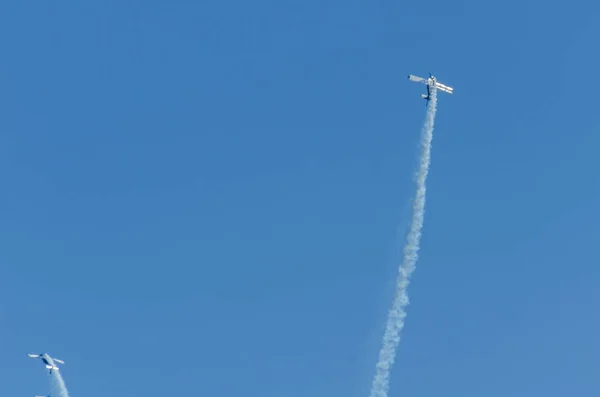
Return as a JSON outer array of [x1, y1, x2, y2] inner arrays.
[[1, 1, 599, 396]]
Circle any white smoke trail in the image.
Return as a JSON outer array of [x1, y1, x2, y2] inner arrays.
[[49, 370, 70, 397], [368, 87, 438, 397]]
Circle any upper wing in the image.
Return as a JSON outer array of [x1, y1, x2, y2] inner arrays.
[[54, 359, 65, 364], [435, 81, 453, 94], [28, 354, 41, 358], [408, 74, 427, 84]]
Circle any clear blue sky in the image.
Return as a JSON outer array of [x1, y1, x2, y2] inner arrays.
[[1, 1, 599, 396]]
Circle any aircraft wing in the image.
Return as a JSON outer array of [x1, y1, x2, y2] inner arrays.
[[408, 74, 427, 84], [28, 354, 41, 358], [54, 359, 65, 364], [435, 81, 453, 94]]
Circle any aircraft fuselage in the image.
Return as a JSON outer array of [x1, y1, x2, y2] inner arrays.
[[29, 353, 61, 374]]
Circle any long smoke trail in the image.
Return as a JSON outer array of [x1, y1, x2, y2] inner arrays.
[[369, 87, 438, 397], [50, 370, 70, 397]]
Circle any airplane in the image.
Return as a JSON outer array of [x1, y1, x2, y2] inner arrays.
[[407, 73, 453, 104], [28, 353, 65, 374]]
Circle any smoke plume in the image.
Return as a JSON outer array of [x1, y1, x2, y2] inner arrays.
[[368, 87, 438, 397]]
